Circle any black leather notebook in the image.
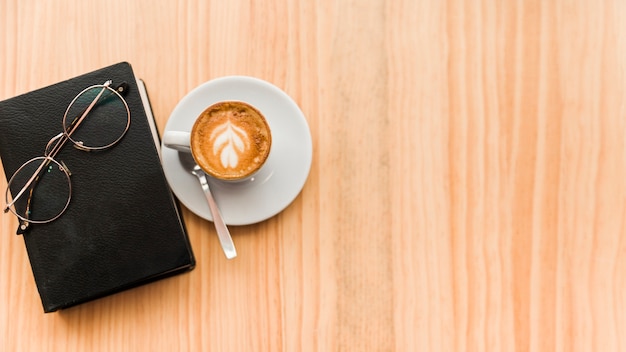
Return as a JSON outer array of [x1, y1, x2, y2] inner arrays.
[[0, 62, 195, 312]]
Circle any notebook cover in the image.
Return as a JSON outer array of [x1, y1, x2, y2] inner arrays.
[[0, 62, 195, 312]]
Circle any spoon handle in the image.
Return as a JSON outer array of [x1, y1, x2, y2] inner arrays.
[[196, 170, 237, 259]]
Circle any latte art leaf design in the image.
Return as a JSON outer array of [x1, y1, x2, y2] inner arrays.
[[210, 120, 250, 168]]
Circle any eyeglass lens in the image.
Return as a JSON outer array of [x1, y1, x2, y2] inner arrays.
[[5, 156, 71, 223], [63, 85, 130, 150]]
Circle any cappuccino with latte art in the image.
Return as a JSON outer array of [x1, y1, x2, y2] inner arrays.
[[190, 101, 271, 180]]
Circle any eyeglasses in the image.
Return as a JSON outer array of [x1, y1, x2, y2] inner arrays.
[[3, 80, 131, 233]]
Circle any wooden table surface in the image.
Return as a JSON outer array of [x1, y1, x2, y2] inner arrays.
[[1, 0, 626, 351]]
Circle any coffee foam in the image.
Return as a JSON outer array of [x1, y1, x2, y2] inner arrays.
[[191, 101, 271, 180]]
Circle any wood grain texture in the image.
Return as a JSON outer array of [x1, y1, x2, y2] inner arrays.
[[1, 0, 625, 351]]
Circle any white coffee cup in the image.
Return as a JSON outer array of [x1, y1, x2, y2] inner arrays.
[[163, 101, 272, 181]]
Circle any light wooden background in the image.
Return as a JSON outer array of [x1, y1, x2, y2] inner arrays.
[[1, 0, 625, 351]]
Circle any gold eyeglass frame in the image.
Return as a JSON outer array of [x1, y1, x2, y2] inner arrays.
[[3, 80, 130, 232]]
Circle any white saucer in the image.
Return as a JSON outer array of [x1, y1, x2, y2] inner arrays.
[[161, 76, 313, 225]]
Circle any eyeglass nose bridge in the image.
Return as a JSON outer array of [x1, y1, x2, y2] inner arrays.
[[44, 132, 64, 157]]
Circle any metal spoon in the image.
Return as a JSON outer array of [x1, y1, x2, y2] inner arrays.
[[178, 151, 237, 259]]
